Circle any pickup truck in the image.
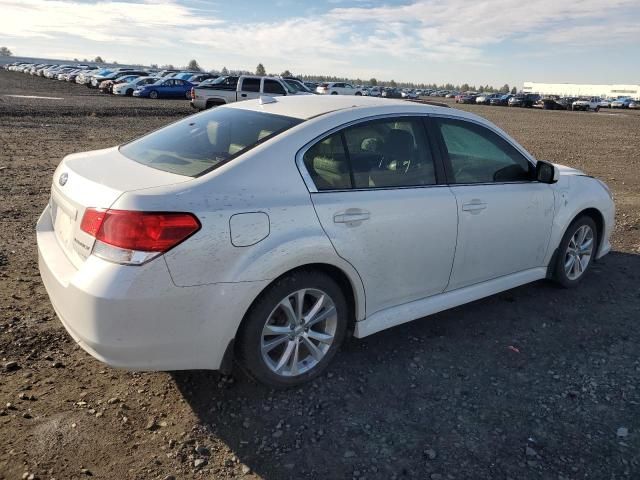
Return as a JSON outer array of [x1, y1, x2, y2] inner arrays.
[[190, 75, 304, 110]]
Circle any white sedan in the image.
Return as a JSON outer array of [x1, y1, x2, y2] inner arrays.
[[37, 95, 614, 387], [113, 76, 160, 96], [316, 82, 363, 96]]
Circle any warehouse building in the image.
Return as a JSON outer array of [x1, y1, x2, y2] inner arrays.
[[522, 82, 640, 99]]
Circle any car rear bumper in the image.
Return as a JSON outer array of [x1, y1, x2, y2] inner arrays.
[[37, 205, 268, 371]]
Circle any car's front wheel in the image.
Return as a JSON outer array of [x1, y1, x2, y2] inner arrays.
[[553, 216, 597, 287], [237, 270, 348, 388], [149, 90, 158, 99]]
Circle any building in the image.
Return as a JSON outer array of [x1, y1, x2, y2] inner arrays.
[[522, 82, 640, 99]]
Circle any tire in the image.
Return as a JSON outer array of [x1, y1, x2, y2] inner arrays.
[[126, 89, 133, 96], [594, 106, 600, 112], [149, 90, 158, 99], [237, 270, 348, 388], [552, 216, 598, 288], [331, 91, 338, 95], [185, 91, 191, 99], [355, 91, 362, 96]]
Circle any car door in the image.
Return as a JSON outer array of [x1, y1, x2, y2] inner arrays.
[[262, 79, 287, 97], [300, 116, 458, 316], [161, 79, 174, 96], [432, 116, 555, 291], [239, 77, 261, 101]]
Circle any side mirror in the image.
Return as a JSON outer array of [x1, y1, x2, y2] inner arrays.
[[536, 160, 559, 184]]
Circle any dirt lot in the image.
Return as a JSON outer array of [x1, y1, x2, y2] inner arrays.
[[1, 70, 639, 480]]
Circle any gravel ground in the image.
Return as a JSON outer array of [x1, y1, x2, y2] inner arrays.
[[1, 71, 639, 480]]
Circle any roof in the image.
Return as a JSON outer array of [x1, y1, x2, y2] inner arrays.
[[225, 94, 419, 120]]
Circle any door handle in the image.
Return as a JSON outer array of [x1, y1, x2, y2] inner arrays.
[[462, 201, 487, 212], [334, 210, 370, 223]]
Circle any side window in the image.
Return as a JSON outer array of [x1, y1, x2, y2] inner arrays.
[[303, 133, 352, 190], [263, 79, 286, 95], [343, 118, 435, 188], [436, 119, 533, 184], [164, 79, 174, 86], [241, 77, 260, 92], [174, 80, 184, 86]]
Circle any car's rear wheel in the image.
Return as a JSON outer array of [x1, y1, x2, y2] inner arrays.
[[185, 91, 191, 99], [237, 271, 348, 388], [331, 91, 338, 95], [126, 89, 133, 96], [355, 91, 362, 96], [553, 216, 597, 288], [149, 90, 158, 99]]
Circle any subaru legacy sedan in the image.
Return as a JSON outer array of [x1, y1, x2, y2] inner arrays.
[[37, 96, 614, 387]]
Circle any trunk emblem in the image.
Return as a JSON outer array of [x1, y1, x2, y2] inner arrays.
[[59, 172, 68, 186]]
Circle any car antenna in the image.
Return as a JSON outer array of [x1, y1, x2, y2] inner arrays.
[[259, 95, 277, 105]]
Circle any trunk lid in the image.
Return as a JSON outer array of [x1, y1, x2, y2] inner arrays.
[[50, 147, 190, 268]]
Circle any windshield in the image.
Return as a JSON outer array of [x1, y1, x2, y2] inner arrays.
[[119, 108, 302, 177]]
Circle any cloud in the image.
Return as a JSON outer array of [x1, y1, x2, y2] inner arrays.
[[0, 0, 221, 43], [1, 0, 638, 81]]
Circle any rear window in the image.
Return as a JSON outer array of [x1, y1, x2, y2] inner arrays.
[[119, 108, 302, 177]]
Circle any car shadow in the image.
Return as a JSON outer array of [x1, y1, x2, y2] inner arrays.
[[172, 251, 640, 479]]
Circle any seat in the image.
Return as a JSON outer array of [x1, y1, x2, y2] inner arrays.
[[313, 155, 350, 189]]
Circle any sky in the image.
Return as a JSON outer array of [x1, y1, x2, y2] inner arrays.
[[1, 0, 639, 87]]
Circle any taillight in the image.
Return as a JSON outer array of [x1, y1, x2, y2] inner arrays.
[[80, 208, 200, 265], [190, 87, 195, 99]]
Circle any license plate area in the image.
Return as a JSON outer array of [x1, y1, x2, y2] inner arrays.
[[50, 192, 77, 255]]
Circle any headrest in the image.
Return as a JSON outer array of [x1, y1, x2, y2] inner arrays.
[[383, 129, 414, 158]]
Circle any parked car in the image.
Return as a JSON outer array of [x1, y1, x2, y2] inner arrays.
[[187, 73, 217, 86], [381, 88, 403, 99], [112, 76, 159, 96], [536, 97, 570, 110], [303, 82, 318, 92], [316, 82, 363, 95], [191, 75, 301, 110], [629, 100, 639, 109], [572, 97, 602, 112], [509, 94, 540, 107], [90, 69, 142, 88], [100, 75, 142, 94], [611, 97, 633, 108], [457, 93, 479, 104], [282, 78, 315, 94], [490, 94, 513, 106], [37, 95, 614, 387], [133, 78, 194, 99], [475, 93, 502, 105]]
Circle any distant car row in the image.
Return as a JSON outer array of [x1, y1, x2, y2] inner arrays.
[[454, 91, 638, 110], [5, 62, 639, 110]]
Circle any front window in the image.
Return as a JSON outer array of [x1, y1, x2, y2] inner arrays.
[[120, 108, 302, 177], [263, 79, 287, 95], [435, 118, 533, 183]]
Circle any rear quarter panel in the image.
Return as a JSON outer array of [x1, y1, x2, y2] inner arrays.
[[111, 129, 367, 319]]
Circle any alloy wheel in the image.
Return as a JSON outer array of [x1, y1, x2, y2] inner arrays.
[[564, 225, 594, 280], [261, 289, 337, 377]]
